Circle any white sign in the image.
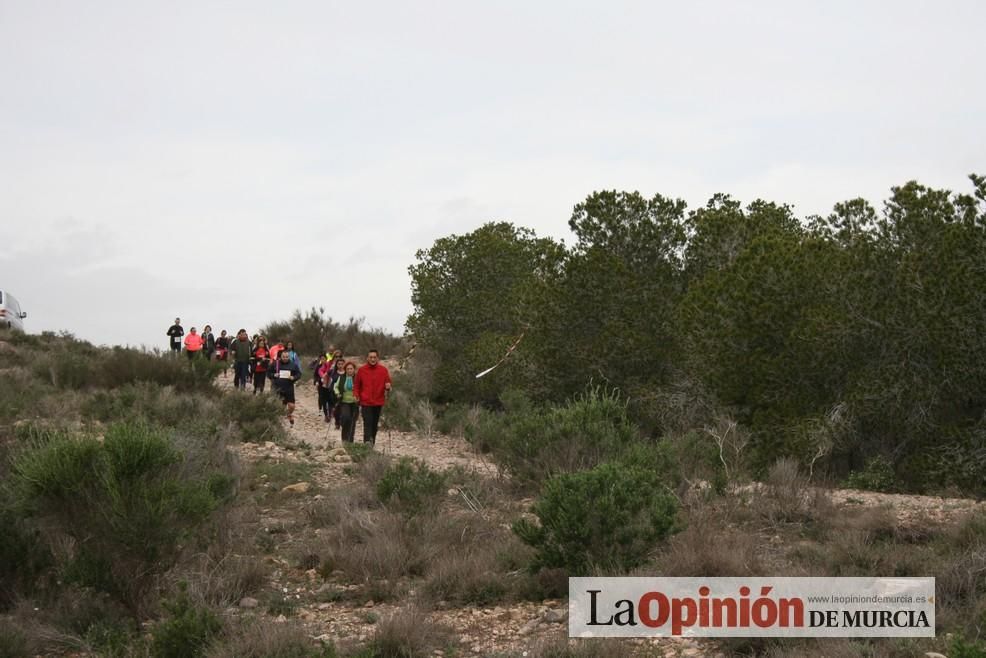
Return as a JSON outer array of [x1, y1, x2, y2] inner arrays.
[[569, 577, 935, 638]]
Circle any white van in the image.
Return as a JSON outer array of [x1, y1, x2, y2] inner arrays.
[[0, 290, 27, 331]]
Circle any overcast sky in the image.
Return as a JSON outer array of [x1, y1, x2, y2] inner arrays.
[[1, 1, 983, 349]]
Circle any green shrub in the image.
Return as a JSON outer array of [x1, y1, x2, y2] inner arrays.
[[151, 585, 222, 658], [10, 422, 233, 614], [0, 488, 52, 609], [613, 441, 684, 491], [0, 617, 30, 658], [844, 456, 896, 492], [344, 442, 373, 463], [0, 370, 45, 421], [221, 391, 285, 443], [513, 462, 680, 575], [41, 352, 92, 390], [379, 390, 416, 432], [29, 340, 222, 394], [471, 386, 638, 486], [376, 458, 445, 512]]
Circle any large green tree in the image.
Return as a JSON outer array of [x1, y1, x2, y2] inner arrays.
[[529, 191, 688, 405], [406, 222, 564, 403]]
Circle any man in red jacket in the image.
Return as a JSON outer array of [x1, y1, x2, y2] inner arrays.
[[353, 349, 392, 446]]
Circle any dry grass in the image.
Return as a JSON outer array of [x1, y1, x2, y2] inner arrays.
[[763, 638, 940, 657], [652, 524, 764, 576], [179, 553, 267, 608], [527, 637, 639, 658], [207, 618, 329, 658], [368, 605, 454, 658], [304, 485, 379, 529], [319, 508, 423, 600]]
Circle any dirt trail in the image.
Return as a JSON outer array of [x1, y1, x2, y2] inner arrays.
[[221, 373, 712, 655], [220, 370, 984, 657]]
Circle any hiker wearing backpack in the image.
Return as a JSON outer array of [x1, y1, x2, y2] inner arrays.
[[271, 349, 302, 426]]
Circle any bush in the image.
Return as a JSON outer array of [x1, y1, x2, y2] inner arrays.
[[32, 341, 223, 394], [10, 422, 233, 615], [379, 390, 415, 432], [376, 458, 445, 512], [844, 456, 896, 492], [0, 618, 30, 658], [366, 606, 452, 658], [422, 551, 508, 606], [471, 386, 638, 486], [208, 619, 337, 658], [0, 369, 44, 421], [221, 390, 286, 443], [344, 442, 373, 463], [151, 585, 223, 658], [0, 493, 51, 610], [513, 462, 680, 575], [260, 307, 404, 357], [949, 635, 986, 658]]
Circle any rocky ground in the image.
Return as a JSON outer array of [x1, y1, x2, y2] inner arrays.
[[217, 370, 985, 657]]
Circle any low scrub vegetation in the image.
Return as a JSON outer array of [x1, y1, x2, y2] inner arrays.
[[0, 330, 285, 655], [9, 420, 235, 616], [513, 462, 680, 575]]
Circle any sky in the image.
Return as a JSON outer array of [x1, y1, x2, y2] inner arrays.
[[1, 1, 983, 349]]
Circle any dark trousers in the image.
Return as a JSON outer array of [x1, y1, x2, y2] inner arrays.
[[361, 405, 382, 444], [170, 344, 181, 356], [253, 371, 267, 393], [339, 402, 359, 443], [234, 362, 250, 389], [317, 387, 331, 417]]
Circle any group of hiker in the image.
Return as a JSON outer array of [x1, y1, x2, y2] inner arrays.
[[166, 318, 392, 445]]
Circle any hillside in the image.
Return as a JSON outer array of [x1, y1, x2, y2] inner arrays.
[[1, 331, 984, 657]]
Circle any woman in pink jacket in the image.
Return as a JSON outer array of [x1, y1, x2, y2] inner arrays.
[[184, 327, 204, 360]]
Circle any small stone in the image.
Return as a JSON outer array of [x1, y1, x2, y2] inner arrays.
[[281, 481, 311, 493], [447, 488, 460, 496], [274, 614, 287, 623], [925, 654, 948, 658], [329, 447, 348, 457], [518, 618, 540, 635], [542, 608, 567, 624], [364, 600, 375, 608], [238, 597, 259, 608], [318, 603, 331, 610], [333, 454, 352, 463]]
